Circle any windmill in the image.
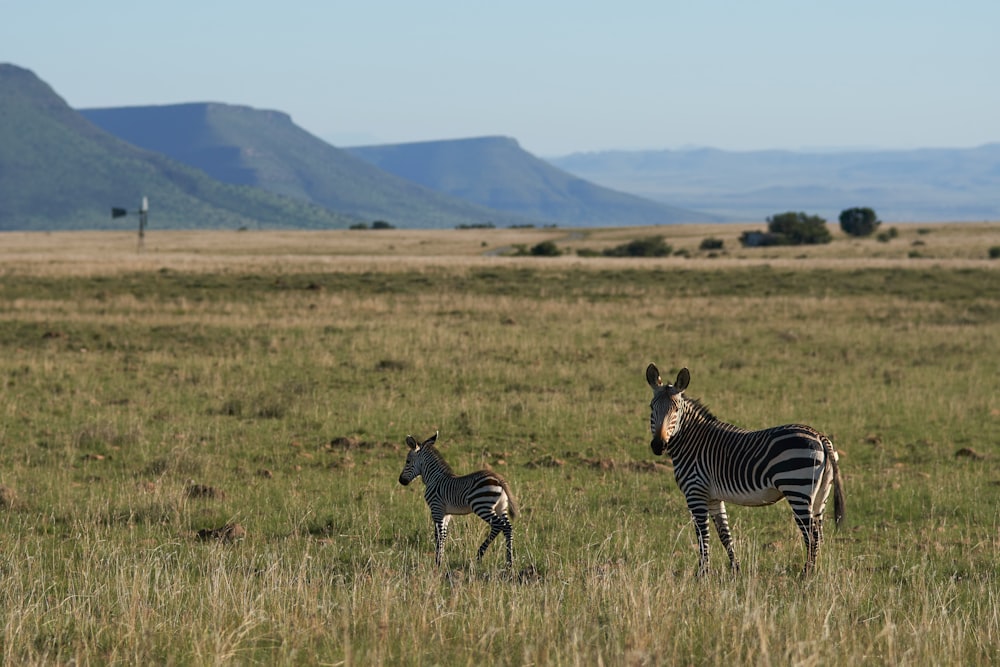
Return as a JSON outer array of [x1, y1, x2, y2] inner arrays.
[[112, 196, 149, 251]]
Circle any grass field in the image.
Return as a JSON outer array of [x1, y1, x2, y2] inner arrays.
[[1, 223, 998, 665]]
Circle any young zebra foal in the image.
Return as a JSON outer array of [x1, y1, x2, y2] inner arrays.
[[398, 431, 518, 567], [646, 364, 845, 576]]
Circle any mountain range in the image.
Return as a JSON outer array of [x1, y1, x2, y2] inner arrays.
[[4, 63, 705, 230], [549, 145, 1000, 223], [2, 62, 997, 229], [79, 104, 544, 229]]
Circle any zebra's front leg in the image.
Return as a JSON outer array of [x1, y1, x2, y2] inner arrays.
[[709, 499, 740, 573], [687, 498, 712, 577], [433, 514, 451, 567]]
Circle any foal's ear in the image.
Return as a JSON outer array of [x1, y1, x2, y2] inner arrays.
[[673, 367, 691, 392], [646, 363, 662, 389], [405, 435, 419, 450], [423, 431, 439, 447]]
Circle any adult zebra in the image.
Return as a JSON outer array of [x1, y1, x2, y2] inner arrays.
[[398, 432, 518, 567], [645, 364, 844, 576]]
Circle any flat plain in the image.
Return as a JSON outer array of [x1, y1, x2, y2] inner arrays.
[[1, 222, 998, 665]]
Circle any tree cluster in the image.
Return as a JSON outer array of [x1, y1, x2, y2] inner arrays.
[[741, 212, 832, 247], [740, 207, 883, 247]]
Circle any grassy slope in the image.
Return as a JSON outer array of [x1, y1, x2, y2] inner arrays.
[[0, 65, 360, 230], [0, 223, 997, 664]]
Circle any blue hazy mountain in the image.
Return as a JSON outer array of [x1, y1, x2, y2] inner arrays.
[[346, 136, 718, 226], [549, 145, 1000, 223]]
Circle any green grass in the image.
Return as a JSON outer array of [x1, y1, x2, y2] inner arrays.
[[0, 235, 998, 664]]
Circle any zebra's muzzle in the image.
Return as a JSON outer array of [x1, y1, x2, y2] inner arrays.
[[398, 475, 411, 486], [650, 438, 665, 456]]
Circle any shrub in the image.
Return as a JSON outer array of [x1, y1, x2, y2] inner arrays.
[[603, 236, 673, 257], [876, 227, 900, 243], [699, 237, 724, 251], [530, 241, 562, 257], [989, 246, 1000, 259], [839, 207, 881, 237], [371, 220, 395, 230]]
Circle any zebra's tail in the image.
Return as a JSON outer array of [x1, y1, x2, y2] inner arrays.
[[823, 435, 845, 528], [498, 477, 519, 519]]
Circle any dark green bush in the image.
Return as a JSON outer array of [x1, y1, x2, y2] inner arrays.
[[765, 211, 832, 245], [603, 236, 673, 257], [839, 207, 881, 237], [530, 241, 562, 257]]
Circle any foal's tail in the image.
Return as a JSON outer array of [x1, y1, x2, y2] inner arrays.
[[498, 476, 518, 519]]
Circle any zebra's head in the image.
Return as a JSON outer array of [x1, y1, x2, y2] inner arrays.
[[646, 364, 690, 456], [398, 431, 438, 486]]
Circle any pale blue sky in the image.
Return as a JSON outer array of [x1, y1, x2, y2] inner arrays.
[[3, 1, 998, 156]]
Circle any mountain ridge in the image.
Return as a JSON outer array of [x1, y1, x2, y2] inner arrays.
[[345, 136, 717, 226], [81, 103, 540, 228]]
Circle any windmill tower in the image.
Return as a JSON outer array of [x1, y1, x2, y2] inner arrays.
[[111, 196, 149, 252]]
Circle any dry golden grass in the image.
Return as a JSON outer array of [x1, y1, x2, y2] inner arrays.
[[0, 223, 998, 664], [1, 221, 998, 277]]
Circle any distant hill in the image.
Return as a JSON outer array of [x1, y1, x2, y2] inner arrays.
[[81, 104, 540, 229], [548, 145, 1000, 223], [346, 137, 717, 226], [0, 64, 361, 230]]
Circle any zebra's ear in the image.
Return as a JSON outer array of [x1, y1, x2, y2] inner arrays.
[[646, 363, 662, 389], [405, 435, 419, 450], [424, 431, 439, 447], [674, 368, 691, 392]]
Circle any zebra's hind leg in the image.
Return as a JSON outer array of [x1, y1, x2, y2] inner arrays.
[[502, 518, 514, 567], [709, 500, 740, 573], [803, 516, 825, 574], [791, 510, 820, 575], [477, 524, 501, 560], [477, 515, 514, 567]]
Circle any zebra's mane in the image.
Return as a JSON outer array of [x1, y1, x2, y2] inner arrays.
[[683, 396, 720, 423], [683, 396, 746, 432], [423, 444, 455, 475]]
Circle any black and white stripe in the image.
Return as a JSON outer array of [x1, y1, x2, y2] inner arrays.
[[398, 432, 517, 567], [646, 364, 845, 575]]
